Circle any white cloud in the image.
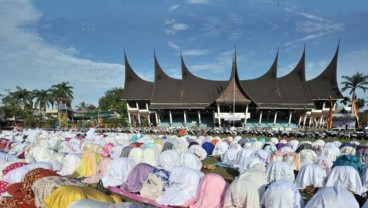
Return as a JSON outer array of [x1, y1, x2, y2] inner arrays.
[[0, 0, 123, 106], [164, 19, 189, 35], [172, 23, 189, 31], [168, 42, 180, 50], [189, 50, 236, 75], [165, 19, 176, 25], [284, 8, 345, 46], [182, 49, 210, 56], [168, 5, 180, 12], [187, 0, 210, 4], [164, 29, 175, 35]]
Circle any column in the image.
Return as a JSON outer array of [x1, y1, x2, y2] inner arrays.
[[136, 102, 139, 109], [183, 110, 187, 124], [198, 110, 201, 125], [322, 102, 326, 110], [273, 111, 278, 125], [244, 104, 249, 125], [298, 116, 302, 126], [303, 115, 307, 126], [288, 111, 293, 126], [147, 114, 151, 126], [217, 104, 221, 127], [259, 111, 263, 124], [127, 112, 131, 125], [155, 112, 158, 126], [169, 110, 173, 125], [146, 103, 149, 110], [137, 113, 141, 125], [319, 116, 324, 127]]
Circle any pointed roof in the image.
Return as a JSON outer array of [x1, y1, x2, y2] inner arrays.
[[277, 47, 314, 108], [149, 54, 183, 109], [216, 50, 252, 104], [241, 51, 283, 107], [121, 53, 153, 101], [307, 44, 343, 100], [181, 54, 227, 107]]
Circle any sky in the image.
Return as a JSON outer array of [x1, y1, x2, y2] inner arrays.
[[0, 0, 368, 109]]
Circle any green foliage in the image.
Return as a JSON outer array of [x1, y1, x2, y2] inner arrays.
[[341, 72, 368, 102], [98, 87, 127, 122]]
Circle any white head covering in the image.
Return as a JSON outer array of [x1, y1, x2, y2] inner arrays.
[[266, 161, 295, 184], [3, 162, 53, 184], [101, 157, 136, 188], [109, 145, 124, 159], [305, 186, 359, 208], [175, 152, 202, 170], [156, 166, 203, 206], [159, 150, 180, 171], [188, 145, 207, 161], [325, 165, 364, 195], [58, 154, 82, 176], [295, 163, 327, 189], [212, 141, 229, 156], [221, 142, 242, 163], [261, 180, 304, 208], [128, 147, 143, 164], [142, 148, 159, 166]]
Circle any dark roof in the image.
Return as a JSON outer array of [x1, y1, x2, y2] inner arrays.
[[122, 46, 342, 110], [121, 53, 153, 101], [181, 55, 227, 107], [307, 45, 344, 100], [241, 52, 283, 107], [277, 48, 314, 109], [216, 52, 252, 105], [150, 55, 183, 109]]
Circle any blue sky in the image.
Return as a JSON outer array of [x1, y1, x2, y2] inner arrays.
[[0, 0, 367, 108]]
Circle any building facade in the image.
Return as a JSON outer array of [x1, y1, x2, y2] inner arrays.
[[121, 45, 343, 129]]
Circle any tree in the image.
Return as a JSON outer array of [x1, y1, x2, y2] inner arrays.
[[357, 98, 366, 110], [33, 89, 51, 119], [341, 72, 368, 102], [50, 82, 74, 108], [11, 86, 33, 110], [98, 87, 126, 125]]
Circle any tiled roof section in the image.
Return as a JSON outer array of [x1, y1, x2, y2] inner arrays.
[[307, 45, 343, 100], [277, 48, 314, 108], [150, 54, 183, 109], [121, 53, 153, 101], [241, 52, 283, 107], [181, 55, 227, 107]]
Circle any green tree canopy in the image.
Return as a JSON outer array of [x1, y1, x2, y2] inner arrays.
[[50, 82, 74, 108], [341, 72, 368, 101], [98, 87, 126, 118]]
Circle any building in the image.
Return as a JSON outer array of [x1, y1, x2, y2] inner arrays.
[[121, 45, 343, 129]]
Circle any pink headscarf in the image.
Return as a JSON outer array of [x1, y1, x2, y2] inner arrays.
[[102, 143, 115, 157], [188, 173, 228, 208]]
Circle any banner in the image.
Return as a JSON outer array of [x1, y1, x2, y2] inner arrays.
[[224, 114, 242, 121], [332, 114, 356, 129]]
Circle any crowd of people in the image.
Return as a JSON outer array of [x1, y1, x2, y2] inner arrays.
[[0, 128, 367, 207]]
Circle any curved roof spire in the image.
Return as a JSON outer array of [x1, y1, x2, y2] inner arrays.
[[180, 53, 227, 108], [150, 53, 182, 109], [121, 52, 154, 101], [277, 46, 314, 108], [216, 48, 252, 105], [241, 50, 283, 107], [307, 42, 343, 100]]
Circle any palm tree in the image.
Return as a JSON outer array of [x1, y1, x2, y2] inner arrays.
[[341, 72, 368, 102], [50, 82, 74, 108], [11, 86, 33, 110], [33, 89, 51, 119]]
